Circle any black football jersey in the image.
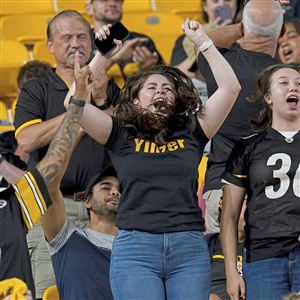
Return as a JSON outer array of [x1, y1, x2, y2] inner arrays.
[[223, 128, 300, 262]]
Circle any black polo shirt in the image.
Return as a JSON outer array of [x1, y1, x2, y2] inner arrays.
[[198, 45, 278, 192], [0, 167, 52, 298], [14, 69, 119, 194]]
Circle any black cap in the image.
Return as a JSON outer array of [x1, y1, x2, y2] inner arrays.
[[85, 165, 118, 198]]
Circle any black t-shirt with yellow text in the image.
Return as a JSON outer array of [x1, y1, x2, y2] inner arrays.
[[105, 117, 209, 233]]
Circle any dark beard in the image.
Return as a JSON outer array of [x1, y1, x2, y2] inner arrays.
[[91, 202, 117, 222]]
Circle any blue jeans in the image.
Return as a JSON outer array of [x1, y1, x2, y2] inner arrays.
[[110, 230, 211, 300], [243, 245, 300, 300]]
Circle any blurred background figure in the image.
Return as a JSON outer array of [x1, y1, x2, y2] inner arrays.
[[278, 18, 300, 64], [86, 0, 163, 83]]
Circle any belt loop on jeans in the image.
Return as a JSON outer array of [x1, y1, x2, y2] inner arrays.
[[62, 192, 86, 202]]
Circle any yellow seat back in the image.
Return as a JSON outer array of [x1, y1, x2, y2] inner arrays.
[[56, 0, 86, 13], [0, 0, 55, 16], [33, 40, 56, 67], [123, 0, 154, 13], [122, 12, 183, 64], [154, 0, 204, 22], [0, 14, 52, 45], [0, 40, 29, 100]]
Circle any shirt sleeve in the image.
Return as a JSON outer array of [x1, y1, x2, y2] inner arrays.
[[14, 80, 45, 137], [47, 219, 79, 255], [170, 35, 187, 66], [222, 139, 250, 188], [104, 117, 124, 151], [12, 167, 52, 231]]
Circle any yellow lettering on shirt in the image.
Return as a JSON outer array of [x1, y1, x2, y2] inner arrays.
[[135, 138, 185, 153], [167, 141, 178, 151], [135, 138, 145, 152], [144, 141, 150, 153], [150, 143, 160, 153]]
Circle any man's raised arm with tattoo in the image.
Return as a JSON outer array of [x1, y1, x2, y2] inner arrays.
[[0, 51, 92, 296], [39, 51, 93, 242]]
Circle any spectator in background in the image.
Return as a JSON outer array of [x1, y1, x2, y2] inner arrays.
[[86, 0, 163, 77], [17, 61, 51, 90], [14, 10, 118, 299], [202, 0, 242, 31], [65, 17, 240, 299], [170, 0, 241, 78], [200, 0, 284, 234], [278, 18, 300, 64], [45, 165, 120, 300], [0, 81, 87, 298], [281, 0, 300, 20], [221, 63, 300, 300]]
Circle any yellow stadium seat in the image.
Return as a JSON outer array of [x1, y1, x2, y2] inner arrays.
[[0, 14, 52, 45], [0, 40, 29, 100], [42, 285, 59, 300], [0, 101, 15, 133], [56, 0, 86, 13], [122, 12, 183, 64], [33, 40, 56, 67], [123, 0, 154, 13], [0, 0, 55, 16], [154, 0, 204, 22]]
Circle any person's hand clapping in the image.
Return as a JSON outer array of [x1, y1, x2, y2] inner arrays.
[[182, 18, 210, 50]]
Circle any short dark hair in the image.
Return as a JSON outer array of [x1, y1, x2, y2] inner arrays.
[[17, 60, 51, 89], [285, 18, 300, 35], [47, 10, 91, 41]]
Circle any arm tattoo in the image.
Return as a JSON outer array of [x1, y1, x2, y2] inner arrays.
[[36, 104, 84, 188]]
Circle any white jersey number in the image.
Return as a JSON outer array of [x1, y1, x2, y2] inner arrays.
[[265, 153, 300, 199]]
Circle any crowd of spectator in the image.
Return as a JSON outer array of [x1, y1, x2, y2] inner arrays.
[[0, 0, 299, 299]]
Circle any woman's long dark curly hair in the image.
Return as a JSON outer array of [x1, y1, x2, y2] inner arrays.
[[249, 63, 300, 132], [115, 65, 204, 145]]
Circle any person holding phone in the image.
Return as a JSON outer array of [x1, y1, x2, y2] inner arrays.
[[221, 63, 300, 300], [65, 17, 241, 299], [86, 0, 163, 75]]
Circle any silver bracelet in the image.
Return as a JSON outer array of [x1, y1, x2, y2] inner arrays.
[[198, 39, 214, 53]]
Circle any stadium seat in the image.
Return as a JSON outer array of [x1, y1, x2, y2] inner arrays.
[[0, 14, 52, 45], [0, 101, 15, 133], [122, 12, 183, 64], [123, 0, 154, 13], [56, 0, 86, 13], [0, 0, 55, 16], [33, 40, 56, 67], [0, 40, 29, 100], [42, 285, 59, 300], [154, 0, 203, 22]]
